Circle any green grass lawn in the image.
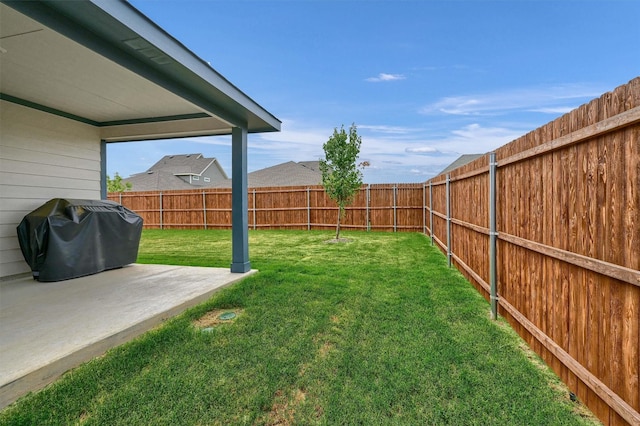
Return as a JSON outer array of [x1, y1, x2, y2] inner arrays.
[[0, 230, 597, 425]]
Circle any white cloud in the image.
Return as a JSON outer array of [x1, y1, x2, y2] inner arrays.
[[529, 106, 577, 114], [404, 123, 526, 159], [255, 119, 329, 146], [420, 83, 602, 116], [354, 122, 528, 182], [405, 146, 448, 155], [365, 73, 406, 82], [359, 124, 414, 134]]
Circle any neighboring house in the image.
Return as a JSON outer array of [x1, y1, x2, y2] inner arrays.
[[0, 0, 280, 278], [123, 154, 228, 191], [214, 160, 322, 188], [437, 154, 484, 176], [122, 158, 321, 190]]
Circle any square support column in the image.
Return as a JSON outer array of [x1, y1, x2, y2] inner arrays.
[[100, 140, 107, 200], [231, 126, 251, 273]]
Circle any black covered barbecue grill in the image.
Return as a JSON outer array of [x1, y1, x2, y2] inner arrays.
[[17, 198, 143, 282]]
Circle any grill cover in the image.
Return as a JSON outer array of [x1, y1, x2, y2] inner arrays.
[[17, 199, 143, 282]]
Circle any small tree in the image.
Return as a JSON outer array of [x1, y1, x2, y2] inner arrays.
[[107, 172, 132, 193], [319, 124, 365, 240]]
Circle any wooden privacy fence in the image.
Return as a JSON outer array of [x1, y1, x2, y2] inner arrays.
[[426, 78, 640, 426], [108, 183, 427, 233]]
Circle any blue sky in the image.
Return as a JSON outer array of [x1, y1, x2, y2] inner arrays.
[[108, 0, 640, 183]]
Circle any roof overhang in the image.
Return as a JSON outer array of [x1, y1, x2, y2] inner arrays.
[[0, 0, 281, 142]]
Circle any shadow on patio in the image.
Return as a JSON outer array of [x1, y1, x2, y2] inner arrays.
[[0, 264, 255, 408]]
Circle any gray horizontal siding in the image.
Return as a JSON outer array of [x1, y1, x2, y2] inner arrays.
[[0, 101, 101, 278]]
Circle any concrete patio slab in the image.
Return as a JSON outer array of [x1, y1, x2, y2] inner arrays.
[[0, 264, 256, 409]]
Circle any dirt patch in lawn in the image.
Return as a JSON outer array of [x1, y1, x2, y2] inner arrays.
[[324, 238, 352, 244], [192, 308, 244, 328], [265, 388, 311, 425]]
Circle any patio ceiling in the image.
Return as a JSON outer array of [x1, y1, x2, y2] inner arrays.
[[0, 0, 280, 141]]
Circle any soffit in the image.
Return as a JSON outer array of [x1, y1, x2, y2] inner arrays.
[[0, 1, 280, 141]]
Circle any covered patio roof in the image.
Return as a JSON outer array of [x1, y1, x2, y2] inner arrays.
[[1, 0, 280, 273], [0, 0, 281, 140]]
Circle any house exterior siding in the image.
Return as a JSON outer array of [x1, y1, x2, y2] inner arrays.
[[0, 101, 101, 278], [177, 163, 226, 186], [196, 162, 227, 185]]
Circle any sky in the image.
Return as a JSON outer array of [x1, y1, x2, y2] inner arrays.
[[108, 0, 640, 184]]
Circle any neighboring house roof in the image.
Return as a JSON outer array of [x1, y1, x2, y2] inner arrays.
[[123, 153, 229, 191], [214, 161, 323, 188], [296, 161, 321, 172], [249, 161, 322, 187], [437, 154, 484, 176], [123, 171, 197, 191], [147, 154, 228, 179]]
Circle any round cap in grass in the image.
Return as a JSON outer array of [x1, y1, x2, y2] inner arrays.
[[218, 311, 236, 321]]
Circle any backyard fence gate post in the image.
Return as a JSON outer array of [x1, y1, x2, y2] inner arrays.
[[429, 182, 433, 246], [489, 152, 498, 319], [446, 174, 451, 267]]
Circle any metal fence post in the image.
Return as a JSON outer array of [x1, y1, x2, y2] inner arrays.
[[202, 190, 207, 229], [393, 185, 397, 232], [489, 152, 498, 319], [429, 182, 434, 246], [159, 192, 163, 230], [307, 187, 311, 231], [446, 174, 451, 267], [422, 183, 426, 235]]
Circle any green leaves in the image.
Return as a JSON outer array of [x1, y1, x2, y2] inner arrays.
[[319, 124, 365, 238], [107, 172, 132, 193]]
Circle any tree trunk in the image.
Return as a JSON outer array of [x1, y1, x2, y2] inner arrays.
[[335, 206, 342, 239]]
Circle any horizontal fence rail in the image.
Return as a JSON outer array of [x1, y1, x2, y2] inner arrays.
[[425, 77, 640, 426]]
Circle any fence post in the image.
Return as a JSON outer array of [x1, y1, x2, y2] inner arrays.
[[393, 185, 397, 232], [253, 189, 256, 230], [429, 182, 434, 246], [119, 192, 122, 204], [489, 152, 498, 319], [159, 192, 163, 230], [446, 174, 451, 267], [307, 187, 311, 231], [202, 190, 207, 230]]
